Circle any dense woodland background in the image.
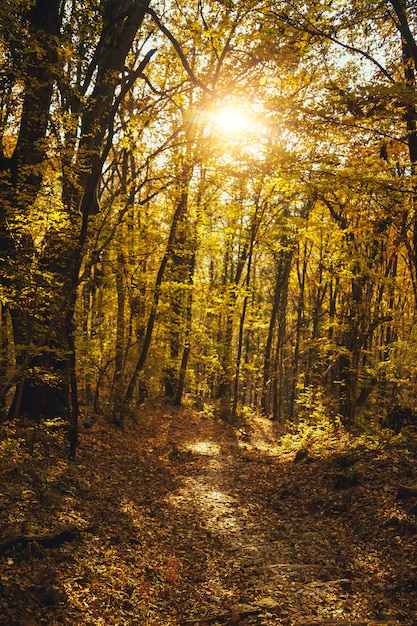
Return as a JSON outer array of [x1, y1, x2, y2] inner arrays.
[[1, 0, 417, 453]]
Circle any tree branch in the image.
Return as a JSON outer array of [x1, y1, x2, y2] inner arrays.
[[271, 9, 395, 84], [145, 8, 213, 94]]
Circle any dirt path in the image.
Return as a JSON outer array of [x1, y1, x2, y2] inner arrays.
[[1, 404, 417, 624], [157, 411, 396, 625]]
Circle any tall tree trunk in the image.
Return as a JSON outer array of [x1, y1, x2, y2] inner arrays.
[[110, 249, 127, 424], [0, 0, 63, 420], [231, 209, 259, 419], [262, 248, 293, 419], [289, 242, 308, 422], [163, 163, 194, 399], [174, 251, 196, 406], [217, 250, 248, 420], [119, 177, 192, 418], [389, 1, 417, 297], [271, 252, 292, 422]]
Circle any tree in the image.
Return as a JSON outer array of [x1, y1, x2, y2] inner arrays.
[[0, 0, 152, 454], [2, 0, 417, 440]]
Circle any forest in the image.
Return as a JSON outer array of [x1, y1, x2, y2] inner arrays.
[[1, 0, 417, 438], [1, 1, 417, 625]]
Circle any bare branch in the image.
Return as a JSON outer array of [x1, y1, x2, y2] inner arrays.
[[271, 8, 395, 84], [145, 7, 214, 95]]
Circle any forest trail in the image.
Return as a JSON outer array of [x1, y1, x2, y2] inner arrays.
[[1, 403, 417, 625]]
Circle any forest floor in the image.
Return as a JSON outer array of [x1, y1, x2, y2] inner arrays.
[[1, 400, 417, 625]]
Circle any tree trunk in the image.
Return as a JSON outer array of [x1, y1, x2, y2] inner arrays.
[[271, 258, 291, 422], [231, 209, 259, 419], [0, 0, 63, 420], [262, 248, 293, 419], [289, 242, 308, 422], [161, 159, 197, 402], [110, 249, 127, 425], [174, 248, 196, 406], [120, 174, 193, 416], [389, 1, 417, 299]]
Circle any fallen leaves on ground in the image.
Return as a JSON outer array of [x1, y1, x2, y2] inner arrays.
[[1, 402, 417, 625]]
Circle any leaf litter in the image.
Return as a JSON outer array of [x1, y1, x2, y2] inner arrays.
[[1, 401, 417, 625]]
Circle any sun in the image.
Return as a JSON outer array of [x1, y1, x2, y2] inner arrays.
[[210, 105, 252, 135]]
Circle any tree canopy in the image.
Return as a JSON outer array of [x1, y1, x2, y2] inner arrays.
[[1, 0, 417, 453]]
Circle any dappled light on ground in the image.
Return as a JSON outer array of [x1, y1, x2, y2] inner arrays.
[[166, 476, 240, 535], [239, 415, 284, 457], [183, 440, 221, 456], [120, 499, 146, 531]]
